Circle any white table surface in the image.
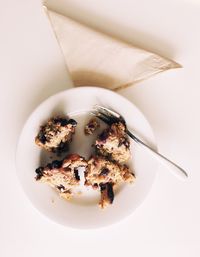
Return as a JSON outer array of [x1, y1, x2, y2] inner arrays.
[[0, 0, 200, 256]]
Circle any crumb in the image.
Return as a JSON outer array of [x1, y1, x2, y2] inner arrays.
[[35, 116, 77, 154], [84, 118, 100, 135], [95, 122, 131, 163]]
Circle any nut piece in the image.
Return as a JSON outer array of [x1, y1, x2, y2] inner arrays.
[[84, 118, 100, 135], [95, 122, 131, 163], [35, 154, 87, 200], [35, 117, 77, 153]]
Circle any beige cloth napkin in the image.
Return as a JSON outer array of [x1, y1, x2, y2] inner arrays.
[[44, 6, 181, 91]]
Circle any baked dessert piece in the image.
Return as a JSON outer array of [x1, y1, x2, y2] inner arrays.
[[84, 118, 100, 135], [35, 154, 87, 200], [85, 155, 135, 208], [35, 117, 77, 153], [95, 122, 131, 163]]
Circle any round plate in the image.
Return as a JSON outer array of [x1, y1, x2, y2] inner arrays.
[[16, 87, 158, 229]]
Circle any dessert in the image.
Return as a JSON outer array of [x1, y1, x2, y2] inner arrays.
[[84, 118, 100, 135], [35, 117, 77, 153], [35, 154, 87, 200], [85, 155, 135, 208], [34, 112, 136, 209], [95, 122, 131, 163]]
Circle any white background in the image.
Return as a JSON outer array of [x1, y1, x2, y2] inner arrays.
[[0, 0, 200, 256]]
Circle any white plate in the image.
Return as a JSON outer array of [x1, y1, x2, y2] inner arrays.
[[16, 87, 158, 229]]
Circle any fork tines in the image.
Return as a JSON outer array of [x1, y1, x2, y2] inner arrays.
[[90, 110, 113, 125], [91, 105, 125, 125]]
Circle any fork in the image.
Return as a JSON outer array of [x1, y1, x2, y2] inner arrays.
[[92, 105, 188, 180]]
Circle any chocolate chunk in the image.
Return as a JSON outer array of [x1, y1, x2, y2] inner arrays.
[[100, 183, 106, 191], [93, 183, 98, 189], [100, 168, 110, 176], [74, 169, 80, 181], [59, 119, 68, 126], [68, 119, 77, 126], [54, 117, 78, 127], [38, 131, 46, 144], [46, 163, 52, 169], [88, 124, 95, 129], [57, 184, 65, 191], [53, 117, 62, 123], [35, 167, 44, 180], [99, 131, 108, 141], [53, 118, 67, 125], [51, 160, 62, 169], [35, 167, 44, 174], [55, 141, 69, 154], [107, 183, 114, 203], [124, 140, 130, 148], [100, 183, 114, 203]]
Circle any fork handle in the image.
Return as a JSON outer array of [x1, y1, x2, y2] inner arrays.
[[127, 130, 188, 180]]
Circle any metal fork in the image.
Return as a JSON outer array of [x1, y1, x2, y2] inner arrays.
[[92, 105, 188, 180]]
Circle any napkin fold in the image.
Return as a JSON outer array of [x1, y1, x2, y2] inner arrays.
[[44, 6, 181, 91]]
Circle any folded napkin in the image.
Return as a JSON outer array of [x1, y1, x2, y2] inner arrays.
[[44, 5, 181, 91]]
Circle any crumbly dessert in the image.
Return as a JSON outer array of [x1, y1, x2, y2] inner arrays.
[[84, 118, 100, 135], [95, 122, 131, 163], [35, 117, 77, 153], [35, 154, 87, 200], [34, 114, 135, 208], [85, 155, 135, 208]]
